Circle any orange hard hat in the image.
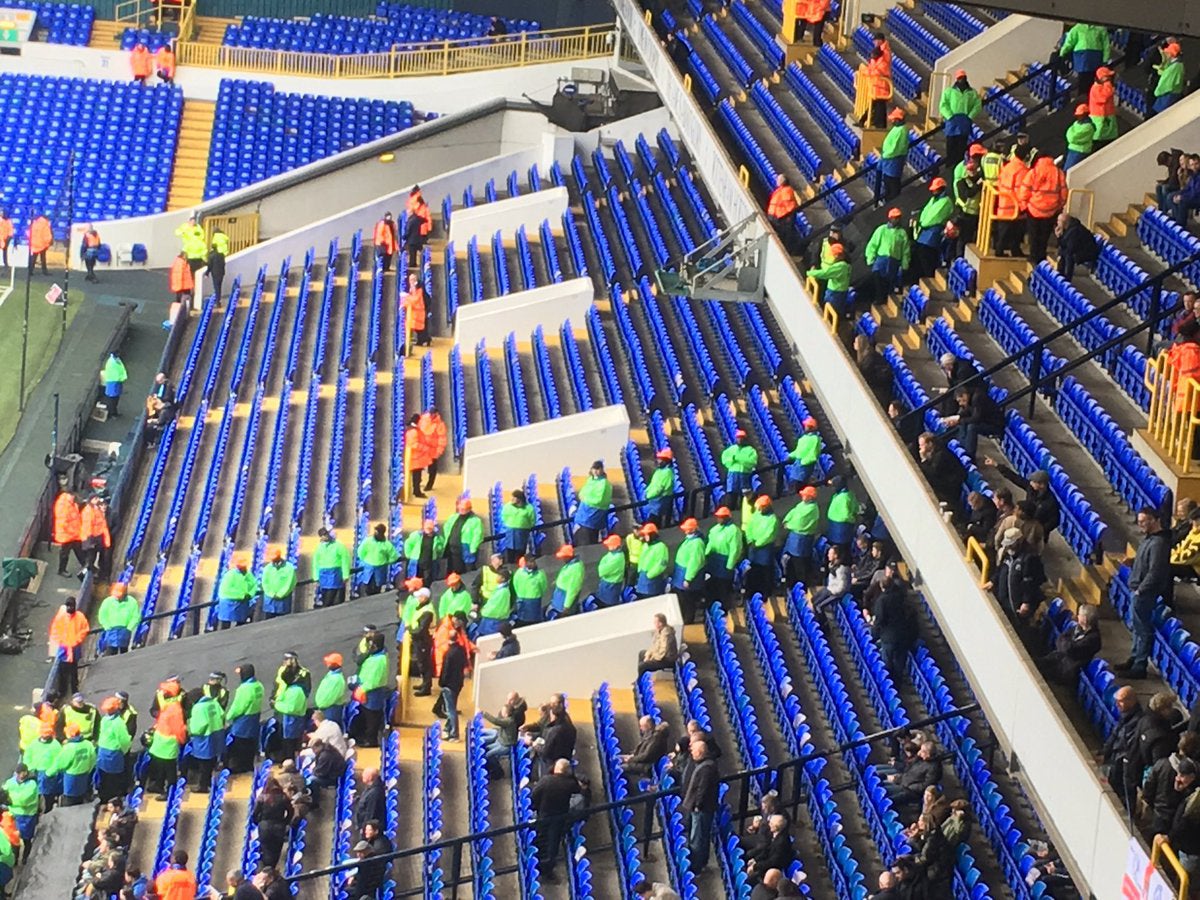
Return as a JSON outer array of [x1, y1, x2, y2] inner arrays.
[[324, 652, 343, 668], [640, 522, 659, 537], [802, 416, 818, 430], [734, 429, 747, 439], [828, 243, 844, 258], [954, 68, 967, 78], [715, 506, 732, 518], [64, 723, 81, 738], [270, 546, 284, 561], [1095, 66, 1114, 78], [112, 582, 127, 597], [556, 544, 575, 559], [968, 143, 986, 157], [887, 107, 905, 122], [1074, 103, 1088, 116], [655, 448, 673, 461], [1165, 42, 1181, 57], [39, 723, 54, 738], [234, 554, 249, 569], [799, 486, 818, 501], [929, 177, 947, 192], [681, 518, 699, 533], [100, 697, 120, 715], [887, 208, 903, 219], [404, 576, 424, 591], [457, 497, 472, 512], [446, 572, 462, 586], [603, 534, 622, 550], [754, 495, 771, 509]]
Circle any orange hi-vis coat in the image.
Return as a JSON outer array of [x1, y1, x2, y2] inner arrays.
[[374, 218, 397, 253], [0, 216, 13, 245], [49, 608, 89, 661], [81, 503, 111, 548], [29, 217, 52, 254], [169, 256, 194, 293], [53, 491, 81, 544], [796, 0, 830, 24], [1018, 157, 1068, 219], [406, 425, 434, 470], [130, 45, 152, 79], [767, 185, 798, 218], [155, 46, 175, 77], [402, 285, 426, 331], [407, 194, 432, 236], [995, 158, 1030, 219], [865, 55, 893, 97], [419, 411, 448, 460], [433, 615, 475, 676]]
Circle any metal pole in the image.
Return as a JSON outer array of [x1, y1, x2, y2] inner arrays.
[[51, 392, 60, 463], [19, 204, 33, 412], [1026, 349, 1040, 419], [62, 152, 74, 338], [1147, 279, 1163, 359]]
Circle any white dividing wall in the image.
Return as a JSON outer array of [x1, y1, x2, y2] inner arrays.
[[461, 404, 630, 499], [1069, 91, 1200, 223], [453, 278, 593, 348], [612, 1, 1131, 896], [447, 187, 569, 246], [929, 15, 1064, 116], [472, 594, 682, 711]]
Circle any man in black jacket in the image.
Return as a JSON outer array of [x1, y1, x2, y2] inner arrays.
[[984, 458, 1060, 538], [1054, 212, 1100, 280], [987, 528, 1046, 625], [746, 814, 795, 882], [1118, 508, 1173, 680], [854, 335, 893, 409], [916, 432, 964, 510], [535, 705, 577, 777], [1102, 686, 1143, 810], [1038, 603, 1101, 685], [944, 386, 1004, 461], [439, 631, 467, 741], [869, 569, 918, 677], [353, 768, 386, 833], [1142, 742, 1199, 836], [681, 740, 719, 872], [1125, 691, 1185, 811], [884, 741, 942, 809], [622, 717, 673, 778], [531, 758, 583, 883]]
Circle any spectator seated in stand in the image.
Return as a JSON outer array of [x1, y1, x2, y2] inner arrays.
[[637, 613, 678, 674], [1038, 603, 1101, 684]]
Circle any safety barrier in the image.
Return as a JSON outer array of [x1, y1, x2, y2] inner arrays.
[[852, 66, 891, 124], [1144, 350, 1200, 472], [204, 213, 260, 255], [177, 24, 615, 79], [975, 181, 1015, 257]]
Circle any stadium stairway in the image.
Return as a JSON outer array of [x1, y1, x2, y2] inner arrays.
[[166, 98, 216, 211], [87, 18, 124, 48]]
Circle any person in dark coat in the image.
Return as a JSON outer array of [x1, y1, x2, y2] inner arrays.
[[1038, 603, 1101, 684], [986, 527, 1046, 625], [353, 768, 386, 833], [746, 814, 795, 883], [884, 741, 942, 808], [1142, 741, 1200, 836], [984, 458, 1060, 538], [1125, 692, 1185, 811], [622, 716, 673, 778], [535, 705, 577, 777], [943, 386, 1004, 461], [867, 565, 918, 676], [916, 432, 964, 510], [962, 491, 997, 546], [911, 812, 955, 897], [681, 740, 720, 873], [531, 758, 584, 883], [855, 335, 894, 408], [1103, 686, 1144, 810], [252, 780, 294, 871], [439, 632, 468, 741], [1054, 212, 1099, 279]]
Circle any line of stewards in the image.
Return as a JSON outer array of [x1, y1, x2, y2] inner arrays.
[[0, 210, 12, 267], [28, 214, 51, 275], [401, 270, 430, 352], [792, 0, 830, 46], [405, 185, 432, 270]]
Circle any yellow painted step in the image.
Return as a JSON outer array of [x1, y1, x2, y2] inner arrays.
[[167, 98, 216, 212]]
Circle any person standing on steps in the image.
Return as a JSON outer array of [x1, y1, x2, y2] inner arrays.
[[80, 494, 112, 579], [911, 178, 954, 279], [401, 271, 430, 352], [226, 664, 264, 774], [1018, 153, 1068, 264], [80, 224, 101, 282], [155, 41, 176, 85], [643, 448, 677, 528], [261, 548, 297, 618], [357, 523, 400, 596], [720, 430, 758, 504], [404, 519, 444, 585], [878, 108, 909, 200], [52, 476, 83, 577], [766, 174, 800, 252], [634, 523, 670, 598], [404, 413, 432, 499], [129, 42, 151, 84], [549, 544, 585, 617], [208, 227, 229, 303], [704, 506, 744, 609], [1089, 67, 1119, 151], [1152, 42, 1186, 114], [169, 251, 194, 307], [573, 461, 613, 545], [513, 555, 548, 625], [594, 534, 627, 608], [501, 488, 536, 564], [419, 406, 448, 492], [100, 351, 127, 417], [1115, 507, 1172, 680], [216, 555, 257, 629], [1063, 104, 1096, 171], [672, 518, 706, 623], [743, 496, 780, 601], [444, 497, 484, 575], [860, 208, 910, 305], [938, 70, 981, 175], [1058, 21, 1110, 97], [405, 185, 433, 271], [313, 528, 351, 608], [373, 212, 398, 272], [175, 214, 207, 275], [993, 144, 1031, 258], [794, 0, 830, 47], [97, 581, 140, 655], [805, 243, 851, 316]]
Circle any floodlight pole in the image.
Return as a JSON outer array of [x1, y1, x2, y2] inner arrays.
[[19, 203, 33, 412], [61, 152, 74, 338]]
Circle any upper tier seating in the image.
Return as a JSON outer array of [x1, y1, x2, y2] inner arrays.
[[0, 74, 181, 237], [8, 0, 92, 45], [204, 79, 416, 198]]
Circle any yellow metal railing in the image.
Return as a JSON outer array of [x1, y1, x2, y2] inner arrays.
[[977, 180, 1017, 257], [114, 0, 192, 36], [805, 275, 840, 333], [1145, 350, 1200, 472], [177, 24, 615, 80], [203, 213, 258, 255], [964, 535, 991, 586], [854, 66, 892, 124], [1152, 836, 1191, 899]]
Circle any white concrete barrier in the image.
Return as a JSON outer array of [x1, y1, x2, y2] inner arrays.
[[1069, 91, 1200, 224], [447, 186, 569, 246], [472, 594, 682, 712], [612, 0, 1131, 895], [453, 277, 593, 348], [929, 15, 1063, 119], [461, 404, 630, 499]]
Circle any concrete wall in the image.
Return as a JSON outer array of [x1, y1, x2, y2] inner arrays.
[[461, 404, 630, 498], [472, 593, 682, 711], [1068, 90, 1200, 223], [929, 15, 1065, 116], [0, 41, 592, 110], [447, 187, 569, 246], [612, 0, 1131, 896], [453, 277, 594, 348]]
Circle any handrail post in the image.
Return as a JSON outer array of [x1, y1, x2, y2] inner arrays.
[[1027, 350, 1040, 419], [1148, 279, 1163, 358], [519, 30, 527, 66]]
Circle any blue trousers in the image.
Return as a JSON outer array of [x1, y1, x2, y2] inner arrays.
[[688, 811, 713, 872], [1130, 592, 1157, 668]]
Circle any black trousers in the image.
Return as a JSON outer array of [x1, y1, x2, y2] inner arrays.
[[84, 255, 97, 281], [993, 218, 1024, 257], [1, 238, 9, 267], [258, 822, 288, 869], [355, 707, 383, 748], [31, 250, 47, 275], [55, 659, 79, 697], [318, 586, 345, 608], [376, 246, 393, 272], [227, 736, 257, 774], [535, 818, 566, 875], [1027, 216, 1056, 263], [676, 588, 701, 623], [574, 526, 599, 545], [211, 273, 224, 303], [97, 768, 128, 803], [637, 651, 674, 675], [423, 458, 439, 491], [409, 468, 426, 499], [883, 174, 902, 200], [144, 755, 177, 796], [911, 242, 941, 279], [446, 545, 468, 576], [187, 756, 215, 792], [794, 18, 823, 46], [187, 257, 205, 275], [58, 541, 85, 575], [944, 134, 969, 172], [413, 639, 433, 693]]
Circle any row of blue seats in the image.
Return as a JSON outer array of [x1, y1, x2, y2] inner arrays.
[[983, 84, 1026, 135], [1040, 599, 1120, 739], [1138, 206, 1200, 289], [885, 7, 948, 68], [1116, 79, 1149, 117], [1110, 568, 1200, 709], [705, 605, 773, 793], [730, 0, 783, 69], [850, 26, 921, 102], [511, 737, 547, 899], [784, 63, 859, 163], [701, 13, 757, 88], [9, 0, 92, 45], [593, 685, 648, 899], [718, 100, 778, 194], [465, 717, 500, 897], [818, 44, 855, 101], [750, 81, 822, 181], [909, 646, 1052, 900], [1025, 62, 1072, 113], [917, 2, 985, 43], [977, 288, 1065, 396]]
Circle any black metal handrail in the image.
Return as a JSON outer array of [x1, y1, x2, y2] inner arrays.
[[899, 246, 1200, 424]]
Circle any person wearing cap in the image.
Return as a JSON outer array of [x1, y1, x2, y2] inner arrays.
[[786, 417, 823, 488], [444, 497, 485, 574], [151, 675, 186, 719], [261, 547, 298, 618], [766, 173, 800, 251], [862, 208, 910, 304], [145, 689, 186, 800], [673, 519, 706, 622], [405, 519, 445, 585], [549, 545, 585, 616], [271, 668, 309, 762], [48, 596, 89, 697], [478, 566, 514, 635], [216, 555, 259, 629], [513, 556, 548, 625], [950, 142, 985, 208], [595, 534, 628, 608], [910, 177, 954, 278], [573, 461, 613, 545], [25, 723, 61, 810], [97, 581, 140, 655], [635, 523, 671, 598], [314, 654, 350, 726], [4, 766, 38, 851], [226, 664, 264, 774], [442, 572, 473, 619], [314, 527, 353, 608], [502, 488, 537, 563], [744, 496, 780, 600], [825, 476, 859, 550], [62, 692, 99, 744], [410, 589, 438, 696], [1142, 734, 1200, 836], [274, 651, 313, 701], [984, 526, 1045, 624], [51, 476, 83, 578], [806, 242, 851, 314], [879, 108, 909, 200], [705, 507, 745, 604], [1062, 104, 1095, 172], [403, 412, 433, 499], [953, 158, 984, 258], [938, 69, 981, 175], [983, 455, 1061, 537], [356, 523, 401, 596], [185, 689, 224, 793], [397, 576, 426, 645], [1153, 41, 1185, 114], [783, 486, 821, 587], [993, 143, 1032, 258], [1058, 22, 1110, 96], [643, 448, 677, 528], [54, 723, 96, 806], [721, 430, 758, 501], [1088, 67, 1119, 149], [1018, 153, 1067, 263]]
